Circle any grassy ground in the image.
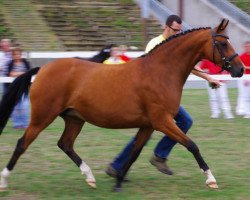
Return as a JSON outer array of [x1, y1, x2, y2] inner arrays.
[[230, 0, 250, 14], [0, 89, 250, 200]]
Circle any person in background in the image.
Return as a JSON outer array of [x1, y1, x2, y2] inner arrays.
[[236, 41, 250, 118], [105, 15, 221, 179], [200, 59, 234, 119], [103, 46, 126, 64], [7, 47, 31, 130], [118, 45, 131, 62], [0, 39, 12, 96]]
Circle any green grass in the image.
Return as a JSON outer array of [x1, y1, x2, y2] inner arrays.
[[0, 25, 8, 37], [230, 0, 250, 14], [100, 0, 134, 5], [0, 89, 250, 200]]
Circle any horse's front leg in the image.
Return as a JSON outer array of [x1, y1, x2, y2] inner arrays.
[[114, 127, 154, 192], [153, 116, 218, 189]]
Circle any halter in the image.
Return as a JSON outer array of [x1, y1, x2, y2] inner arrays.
[[211, 30, 238, 72]]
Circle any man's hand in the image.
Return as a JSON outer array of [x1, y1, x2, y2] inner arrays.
[[208, 78, 221, 89]]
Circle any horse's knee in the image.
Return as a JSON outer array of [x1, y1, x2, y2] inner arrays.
[[57, 140, 65, 150], [57, 140, 71, 154], [186, 140, 199, 155]]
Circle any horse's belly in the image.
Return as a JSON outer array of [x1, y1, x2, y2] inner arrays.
[[67, 106, 150, 129], [68, 84, 150, 128], [90, 118, 150, 129]]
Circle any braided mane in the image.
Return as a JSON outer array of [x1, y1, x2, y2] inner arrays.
[[142, 27, 211, 57]]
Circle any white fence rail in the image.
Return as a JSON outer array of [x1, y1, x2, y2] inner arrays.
[[1, 75, 250, 83], [1, 51, 248, 83]]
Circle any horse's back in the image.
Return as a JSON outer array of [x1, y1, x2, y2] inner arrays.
[[30, 58, 150, 128], [30, 58, 95, 99]]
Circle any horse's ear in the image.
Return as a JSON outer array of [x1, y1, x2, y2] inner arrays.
[[215, 18, 229, 33]]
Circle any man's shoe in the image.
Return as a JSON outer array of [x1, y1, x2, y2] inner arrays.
[[105, 164, 129, 181], [105, 164, 117, 178], [149, 155, 173, 175]]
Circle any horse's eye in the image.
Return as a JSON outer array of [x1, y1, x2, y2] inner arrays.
[[221, 42, 227, 47]]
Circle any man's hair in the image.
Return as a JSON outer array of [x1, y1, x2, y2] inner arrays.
[[165, 15, 182, 26]]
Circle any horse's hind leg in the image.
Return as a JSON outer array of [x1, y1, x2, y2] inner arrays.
[[114, 127, 154, 192], [0, 120, 54, 191], [57, 116, 96, 188]]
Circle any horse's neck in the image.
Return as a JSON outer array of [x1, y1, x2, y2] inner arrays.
[[144, 30, 209, 86]]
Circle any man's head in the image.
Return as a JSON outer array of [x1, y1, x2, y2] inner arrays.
[[163, 15, 182, 38], [244, 41, 250, 54], [0, 39, 11, 52]]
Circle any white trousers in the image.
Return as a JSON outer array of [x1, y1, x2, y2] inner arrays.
[[236, 80, 250, 116], [206, 82, 233, 118]]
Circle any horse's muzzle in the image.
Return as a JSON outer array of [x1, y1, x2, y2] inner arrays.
[[231, 65, 244, 77]]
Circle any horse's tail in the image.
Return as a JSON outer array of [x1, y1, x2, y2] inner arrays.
[[0, 67, 40, 134]]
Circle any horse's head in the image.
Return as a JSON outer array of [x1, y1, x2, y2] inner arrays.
[[206, 19, 244, 77]]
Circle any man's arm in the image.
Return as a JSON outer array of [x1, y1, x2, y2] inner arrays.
[[244, 65, 250, 70], [192, 66, 221, 89]]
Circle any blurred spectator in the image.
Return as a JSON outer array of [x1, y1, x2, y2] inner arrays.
[[236, 41, 250, 118], [118, 45, 131, 62], [0, 39, 12, 95], [7, 47, 31, 130], [200, 59, 234, 119], [103, 46, 127, 64]]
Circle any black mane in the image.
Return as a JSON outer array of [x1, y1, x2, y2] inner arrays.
[[141, 27, 211, 57]]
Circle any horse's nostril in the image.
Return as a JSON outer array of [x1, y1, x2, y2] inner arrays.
[[241, 67, 244, 73]]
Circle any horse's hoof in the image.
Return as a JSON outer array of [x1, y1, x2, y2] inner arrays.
[[85, 180, 96, 189], [113, 186, 122, 192], [206, 182, 219, 189]]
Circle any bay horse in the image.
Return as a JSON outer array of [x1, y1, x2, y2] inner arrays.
[[0, 19, 244, 192]]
